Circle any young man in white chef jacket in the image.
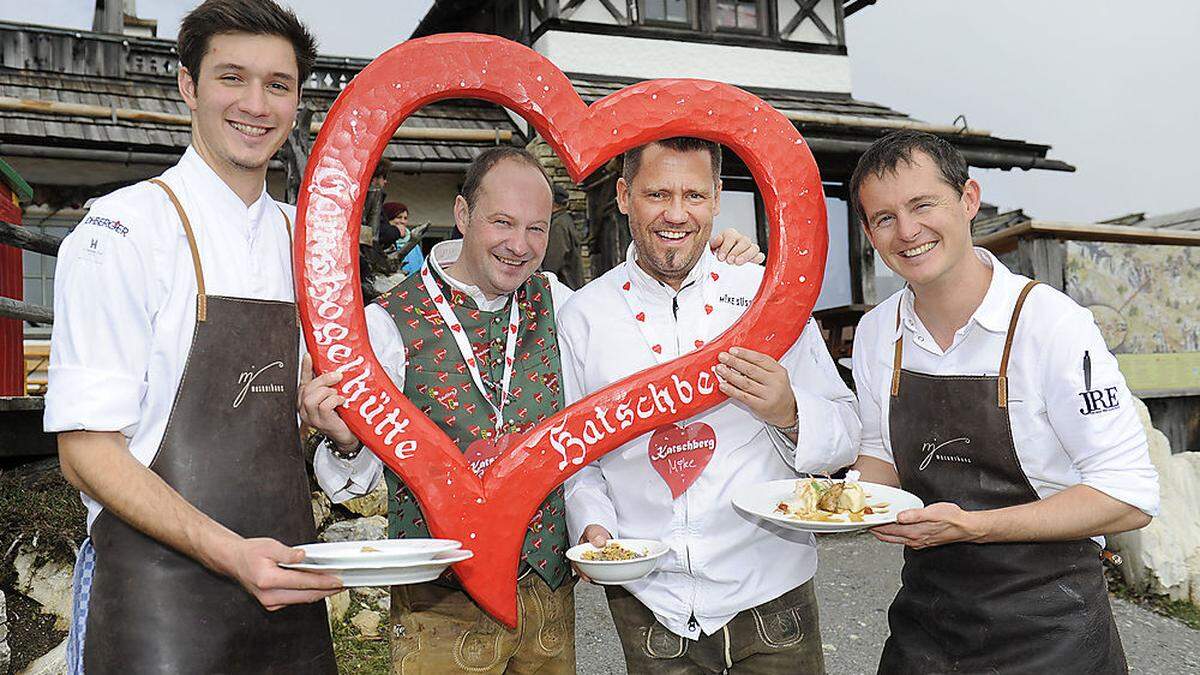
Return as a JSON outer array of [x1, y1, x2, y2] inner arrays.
[[46, 2, 341, 673], [559, 137, 860, 673], [849, 130, 1157, 674]]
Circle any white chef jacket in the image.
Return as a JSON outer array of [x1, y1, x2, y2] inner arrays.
[[853, 248, 1159, 523], [313, 240, 575, 500], [558, 245, 861, 639], [44, 147, 297, 531]]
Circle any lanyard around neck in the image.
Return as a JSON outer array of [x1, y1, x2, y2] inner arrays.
[[420, 262, 521, 434]]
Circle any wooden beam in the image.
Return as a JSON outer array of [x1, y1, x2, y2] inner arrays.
[[0, 401, 57, 458], [846, 200, 874, 304], [0, 296, 53, 324], [782, 108, 991, 137], [1016, 237, 1065, 290], [782, 0, 835, 42], [0, 97, 514, 144], [976, 220, 1200, 253], [0, 220, 63, 257], [596, 0, 629, 24], [843, 0, 877, 18], [0, 396, 46, 413], [561, 0, 588, 15], [753, 188, 769, 252]]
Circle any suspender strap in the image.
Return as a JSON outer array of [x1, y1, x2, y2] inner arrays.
[[888, 280, 1041, 406], [997, 280, 1041, 408], [149, 179, 206, 322], [890, 302, 903, 397], [148, 180, 294, 323]]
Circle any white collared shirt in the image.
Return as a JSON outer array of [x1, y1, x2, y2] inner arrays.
[[558, 246, 861, 639], [313, 240, 574, 500], [853, 248, 1159, 523], [44, 147, 296, 531]]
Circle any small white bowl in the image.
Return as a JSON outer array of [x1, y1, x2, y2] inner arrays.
[[566, 539, 669, 585]]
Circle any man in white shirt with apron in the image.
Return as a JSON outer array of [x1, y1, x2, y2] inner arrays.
[[559, 137, 861, 673], [849, 130, 1159, 674], [46, 2, 340, 672]]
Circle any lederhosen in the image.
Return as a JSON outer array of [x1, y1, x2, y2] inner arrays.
[[878, 281, 1127, 675], [83, 180, 336, 674]]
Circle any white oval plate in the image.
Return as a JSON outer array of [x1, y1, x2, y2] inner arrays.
[[733, 479, 923, 534], [566, 539, 670, 586], [297, 539, 461, 566], [282, 549, 474, 587]]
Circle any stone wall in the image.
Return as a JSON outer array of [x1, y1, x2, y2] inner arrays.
[[527, 136, 594, 284]]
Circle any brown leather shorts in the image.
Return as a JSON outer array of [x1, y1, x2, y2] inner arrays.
[[605, 579, 825, 674], [389, 574, 576, 674]]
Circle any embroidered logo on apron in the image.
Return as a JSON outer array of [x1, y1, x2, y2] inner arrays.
[[648, 422, 716, 498], [916, 436, 973, 471], [232, 360, 286, 408]]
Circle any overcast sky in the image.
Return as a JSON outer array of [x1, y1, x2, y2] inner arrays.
[[6, 0, 1197, 222]]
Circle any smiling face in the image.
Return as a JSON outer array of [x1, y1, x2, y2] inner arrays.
[[859, 151, 981, 292], [178, 32, 300, 196], [617, 143, 721, 288], [452, 158, 553, 298], [390, 210, 409, 236]]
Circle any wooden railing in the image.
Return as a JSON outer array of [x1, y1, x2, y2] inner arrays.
[[0, 219, 61, 324]]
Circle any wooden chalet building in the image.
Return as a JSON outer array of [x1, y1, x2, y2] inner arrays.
[[0, 0, 1074, 395], [410, 0, 1074, 302]]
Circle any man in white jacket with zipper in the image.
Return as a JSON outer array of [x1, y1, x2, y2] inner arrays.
[[559, 137, 860, 674]]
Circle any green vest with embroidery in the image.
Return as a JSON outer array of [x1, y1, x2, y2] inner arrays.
[[377, 267, 570, 590]]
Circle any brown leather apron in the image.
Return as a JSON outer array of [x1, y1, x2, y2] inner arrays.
[[877, 281, 1127, 675], [83, 180, 336, 674]]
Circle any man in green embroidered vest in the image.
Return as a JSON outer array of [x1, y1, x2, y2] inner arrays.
[[301, 146, 762, 674]]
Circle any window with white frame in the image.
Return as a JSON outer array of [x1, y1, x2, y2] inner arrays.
[[20, 208, 81, 336], [712, 0, 765, 32]]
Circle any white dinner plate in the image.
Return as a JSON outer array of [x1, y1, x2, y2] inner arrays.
[[296, 539, 461, 566], [733, 479, 924, 534], [282, 549, 474, 587]]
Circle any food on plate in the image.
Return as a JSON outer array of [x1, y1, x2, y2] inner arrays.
[[581, 542, 646, 561], [360, 546, 380, 553], [775, 476, 888, 523]]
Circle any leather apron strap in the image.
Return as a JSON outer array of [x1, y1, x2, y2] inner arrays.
[[149, 178, 207, 321], [148, 178, 294, 323], [890, 280, 1040, 406]]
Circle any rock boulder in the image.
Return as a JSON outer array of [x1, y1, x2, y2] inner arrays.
[[1109, 399, 1200, 606]]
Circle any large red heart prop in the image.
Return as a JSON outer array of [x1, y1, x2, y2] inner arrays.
[[295, 34, 826, 627]]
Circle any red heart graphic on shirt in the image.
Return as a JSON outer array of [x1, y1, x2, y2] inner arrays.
[[464, 436, 505, 478], [648, 423, 717, 498], [297, 34, 826, 626], [429, 385, 459, 411]]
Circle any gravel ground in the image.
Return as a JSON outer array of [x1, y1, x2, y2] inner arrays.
[[574, 532, 1200, 674]]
